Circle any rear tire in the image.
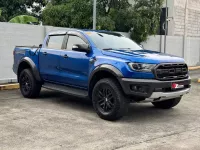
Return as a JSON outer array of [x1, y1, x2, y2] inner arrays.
[[152, 97, 181, 109], [92, 78, 129, 121], [19, 69, 41, 98]]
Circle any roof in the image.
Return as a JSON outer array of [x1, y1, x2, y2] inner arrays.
[[48, 29, 75, 35], [48, 29, 117, 36]]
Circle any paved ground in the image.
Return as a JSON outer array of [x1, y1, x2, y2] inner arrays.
[[189, 70, 200, 80], [0, 83, 200, 150]]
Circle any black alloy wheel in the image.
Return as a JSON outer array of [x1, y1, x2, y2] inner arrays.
[[19, 69, 41, 98], [96, 85, 116, 114], [92, 78, 129, 121], [20, 73, 32, 95]]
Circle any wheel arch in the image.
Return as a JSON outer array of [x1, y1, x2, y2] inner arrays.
[[88, 64, 123, 99], [17, 57, 42, 82]]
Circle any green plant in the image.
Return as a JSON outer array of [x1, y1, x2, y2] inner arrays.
[[9, 15, 39, 24], [42, 4, 71, 27], [97, 16, 115, 30], [42, 0, 164, 43], [0, 0, 46, 21], [130, 0, 164, 43], [69, 0, 93, 29], [0, 8, 5, 21]]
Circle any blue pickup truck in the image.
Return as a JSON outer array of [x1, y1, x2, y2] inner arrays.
[[13, 29, 191, 120]]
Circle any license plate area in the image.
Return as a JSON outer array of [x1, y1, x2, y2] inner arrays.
[[171, 83, 185, 90]]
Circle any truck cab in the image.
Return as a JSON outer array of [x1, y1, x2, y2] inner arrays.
[[13, 29, 191, 121]]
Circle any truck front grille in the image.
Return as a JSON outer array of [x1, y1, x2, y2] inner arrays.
[[154, 63, 188, 81]]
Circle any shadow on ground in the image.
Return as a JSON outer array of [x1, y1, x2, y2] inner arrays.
[[34, 89, 179, 123]]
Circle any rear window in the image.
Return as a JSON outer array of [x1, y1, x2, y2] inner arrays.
[[47, 35, 65, 49]]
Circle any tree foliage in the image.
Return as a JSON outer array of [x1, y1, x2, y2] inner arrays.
[[42, 0, 163, 43], [9, 15, 39, 24], [0, 0, 46, 21], [36, 0, 163, 43], [0, 0, 164, 43], [42, 4, 71, 27], [97, 0, 130, 15], [130, 0, 164, 43], [97, 16, 115, 31], [0, 8, 2, 21], [42, 0, 132, 30], [69, 0, 93, 29]]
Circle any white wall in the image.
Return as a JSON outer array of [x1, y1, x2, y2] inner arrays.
[[0, 22, 45, 83], [142, 35, 200, 66], [185, 37, 200, 65]]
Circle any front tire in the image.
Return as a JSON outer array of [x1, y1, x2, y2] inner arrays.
[[152, 97, 181, 109], [92, 78, 129, 121], [19, 69, 41, 98]]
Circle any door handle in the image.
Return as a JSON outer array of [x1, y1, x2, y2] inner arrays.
[[63, 54, 68, 58], [43, 52, 47, 55]]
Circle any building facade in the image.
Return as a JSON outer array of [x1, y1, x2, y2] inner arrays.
[[129, 0, 200, 37], [170, 0, 200, 37]]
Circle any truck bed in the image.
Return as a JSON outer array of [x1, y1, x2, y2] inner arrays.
[[13, 46, 40, 75]]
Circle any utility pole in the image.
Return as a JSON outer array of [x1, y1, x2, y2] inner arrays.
[[93, 0, 97, 30], [183, 0, 188, 58], [164, 0, 168, 53]]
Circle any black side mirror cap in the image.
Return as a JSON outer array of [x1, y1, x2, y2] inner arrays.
[[72, 44, 90, 53]]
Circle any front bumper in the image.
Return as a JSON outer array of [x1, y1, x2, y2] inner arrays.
[[119, 77, 191, 101], [144, 88, 190, 102]]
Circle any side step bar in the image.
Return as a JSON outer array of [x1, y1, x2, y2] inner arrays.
[[42, 82, 88, 98]]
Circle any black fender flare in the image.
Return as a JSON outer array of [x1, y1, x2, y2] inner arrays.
[[89, 64, 123, 81], [88, 64, 123, 88], [17, 57, 42, 82]]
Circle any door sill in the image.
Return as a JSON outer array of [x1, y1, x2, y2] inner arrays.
[[42, 82, 88, 98]]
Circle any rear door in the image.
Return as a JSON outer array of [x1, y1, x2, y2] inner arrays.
[[59, 31, 91, 88], [39, 34, 65, 82]]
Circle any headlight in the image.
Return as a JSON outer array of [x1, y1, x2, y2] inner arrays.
[[128, 63, 156, 72]]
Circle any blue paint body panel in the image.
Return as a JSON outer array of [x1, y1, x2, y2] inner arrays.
[[39, 48, 61, 82], [59, 50, 92, 88], [13, 29, 186, 90]]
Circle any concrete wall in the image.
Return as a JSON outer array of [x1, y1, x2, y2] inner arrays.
[[173, 0, 186, 36], [187, 0, 200, 37], [0, 22, 200, 83], [171, 0, 200, 37], [142, 35, 200, 66], [0, 22, 45, 83]]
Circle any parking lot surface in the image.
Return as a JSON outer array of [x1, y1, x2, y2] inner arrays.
[[0, 83, 200, 150]]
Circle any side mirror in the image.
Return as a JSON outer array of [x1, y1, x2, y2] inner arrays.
[[72, 44, 90, 53], [39, 44, 42, 48]]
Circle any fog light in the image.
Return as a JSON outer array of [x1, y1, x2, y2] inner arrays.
[[131, 85, 138, 91], [130, 85, 149, 93]]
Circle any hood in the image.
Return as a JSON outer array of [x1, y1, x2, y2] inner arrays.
[[101, 49, 185, 64]]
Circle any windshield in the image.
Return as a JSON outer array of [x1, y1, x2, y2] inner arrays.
[[85, 31, 142, 50]]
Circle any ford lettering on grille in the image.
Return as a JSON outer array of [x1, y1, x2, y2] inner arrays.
[[154, 63, 188, 80]]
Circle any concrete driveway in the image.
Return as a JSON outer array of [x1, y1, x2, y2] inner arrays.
[[0, 83, 200, 150]]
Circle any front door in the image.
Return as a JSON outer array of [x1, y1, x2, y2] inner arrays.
[[59, 33, 91, 88], [39, 35, 65, 82]]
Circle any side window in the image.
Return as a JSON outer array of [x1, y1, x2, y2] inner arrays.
[[47, 35, 65, 49], [66, 35, 86, 51]]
